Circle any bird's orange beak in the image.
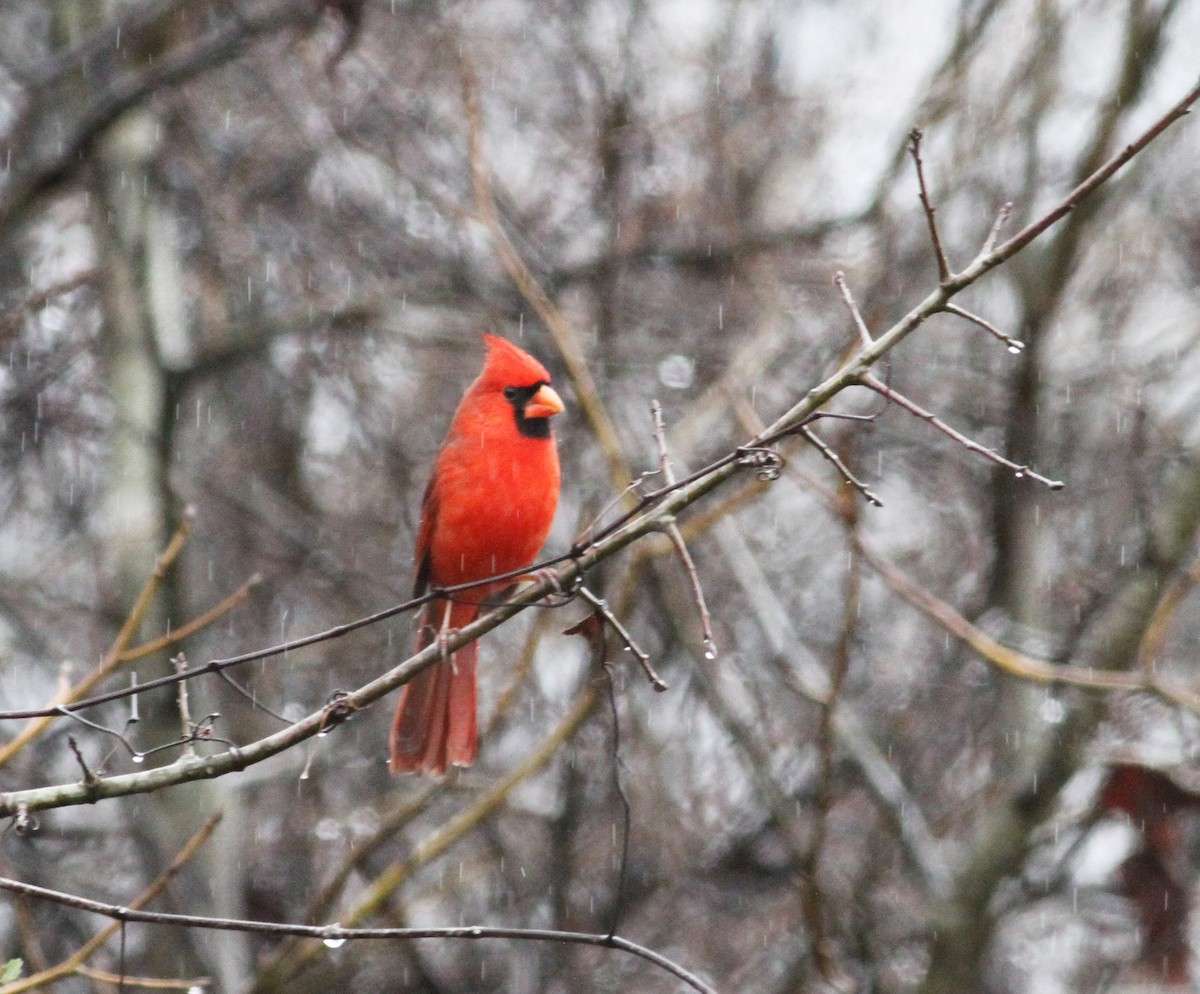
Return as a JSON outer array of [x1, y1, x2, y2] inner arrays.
[[524, 384, 564, 419]]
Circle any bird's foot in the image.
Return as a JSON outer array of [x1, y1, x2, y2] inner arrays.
[[435, 627, 458, 670], [524, 567, 577, 606]]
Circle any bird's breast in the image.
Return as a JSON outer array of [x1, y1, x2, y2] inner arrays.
[[426, 431, 560, 596]]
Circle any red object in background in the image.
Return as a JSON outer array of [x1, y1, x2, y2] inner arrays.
[[389, 335, 563, 776], [1097, 762, 1200, 985]]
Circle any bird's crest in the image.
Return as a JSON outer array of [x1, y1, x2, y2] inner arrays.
[[479, 333, 552, 389]]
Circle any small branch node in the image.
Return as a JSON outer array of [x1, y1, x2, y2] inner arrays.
[[318, 690, 357, 734], [13, 803, 38, 836], [735, 446, 784, 481]]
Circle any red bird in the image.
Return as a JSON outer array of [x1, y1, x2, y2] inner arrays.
[[389, 334, 564, 775]]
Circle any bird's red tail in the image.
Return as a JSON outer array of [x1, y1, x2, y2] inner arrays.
[[389, 599, 479, 775]]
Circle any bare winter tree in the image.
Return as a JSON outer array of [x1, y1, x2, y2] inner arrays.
[[2, 2, 1200, 993]]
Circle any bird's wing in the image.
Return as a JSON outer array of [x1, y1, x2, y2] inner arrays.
[[412, 470, 439, 599]]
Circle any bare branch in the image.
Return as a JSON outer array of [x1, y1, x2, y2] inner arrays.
[[578, 587, 667, 692], [980, 201, 1012, 256], [859, 535, 1200, 716], [834, 271, 873, 346], [861, 374, 1063, 489], [651, 401, 717, 657], [0, 72, 1194, 824], [908, 127, 953, 282], [800, 426, 884, 507], [1, 810, 223, 994], [943, 303, 1025, 353], [983, 77, 1200, 269], [0, 871, 720, 994]]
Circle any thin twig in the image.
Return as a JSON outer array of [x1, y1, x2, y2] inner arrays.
[[214, 669, 291, 723], [980, 201, 1012, 256], [861, 373, 1063, 489], [578, 587, 666, 691], [73, 964, 210, 990], [662, 525, 717, 657], [173, 655, 195, 757], [834, 271, 873, 346], [908, 127, 952, 282], [799, 426, 884, 507], [0, 874, 721, 994], [651, 401, 717, 657], [0, 809, 223, 994], [57, 709, 142, 763], [650, 401, 678, 485], [66, 737, 98, 787], [944, 303, 1024, 353]]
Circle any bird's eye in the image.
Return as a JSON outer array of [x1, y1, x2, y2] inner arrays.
[[503, 386, 518, 400]]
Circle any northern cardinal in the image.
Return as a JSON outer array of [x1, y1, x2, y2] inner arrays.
[[389, 334, 564, 775]]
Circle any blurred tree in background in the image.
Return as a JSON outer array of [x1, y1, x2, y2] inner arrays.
[[2, 1, 1200, 992]]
